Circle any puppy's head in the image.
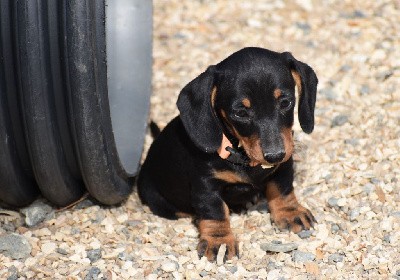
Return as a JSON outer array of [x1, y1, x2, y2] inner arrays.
[[177, 47, 318, 166]]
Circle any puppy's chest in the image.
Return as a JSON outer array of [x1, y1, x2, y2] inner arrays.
[[214, 165, 276, 190]]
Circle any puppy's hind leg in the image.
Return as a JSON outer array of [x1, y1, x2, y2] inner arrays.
[[137, 175, 179, 220]]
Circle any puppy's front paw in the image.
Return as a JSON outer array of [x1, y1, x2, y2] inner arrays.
[[270, 204, 316, 233], [197, 234, 238, 261]]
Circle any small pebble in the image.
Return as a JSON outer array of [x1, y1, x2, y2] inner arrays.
[[41, 242, 57, 254], [118, 252, 133, 261], [297, 230, 312, 239], [75, 199, 94, 209], [84, 267, 101, 280], [339, 64, 352, 72], [199, 270, 208, 277], [56, 248, 68, 255], [331, 115, 349, 127], [261, 242, 298, 253], [320, 87, 337, 100], [391, 211, 400, 218], [349, 208, 361, 221], [327, 197, 338, 207], [161, 261, 179, 272], [331, 224, 340, 233], [216, 244, 227, 265], [227, 265, 238, 274], [383, 234, 391, 243], [20, 201, 53, 227], [360, 84, 370, 95], [328, 253, 344, 263], [7, 265, 18, 280], [86, 249, 102, 263], [292, 251, 316, 262], [363, 184, 375, 194]]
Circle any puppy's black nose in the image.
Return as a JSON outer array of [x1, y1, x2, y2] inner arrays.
[[263, 151, 285, 163]]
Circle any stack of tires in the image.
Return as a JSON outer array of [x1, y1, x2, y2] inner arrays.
[[0, 0, 152, 207]]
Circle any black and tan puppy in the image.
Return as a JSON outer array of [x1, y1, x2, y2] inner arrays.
[[138, 47, 318, 261]]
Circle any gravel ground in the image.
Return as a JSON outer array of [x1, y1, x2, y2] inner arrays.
[[1, 0, 400, 279]]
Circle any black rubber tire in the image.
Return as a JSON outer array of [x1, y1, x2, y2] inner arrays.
[[0, 0, 135, 207], [62, 0, 132, 205], [14, 0, 85, 206], [0, 1, 39, 207]]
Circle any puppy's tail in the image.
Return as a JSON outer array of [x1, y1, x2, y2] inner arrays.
[[149, 121, 161, 138]]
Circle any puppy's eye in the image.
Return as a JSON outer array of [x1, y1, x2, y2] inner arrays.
[[233, 109, 250, 119], [279, 98, 292, 111]]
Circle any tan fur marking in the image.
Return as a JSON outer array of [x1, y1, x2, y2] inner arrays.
[[291, 70, 302, 96], [211, 86, 217, 107], [175, 212, 193, 218], [197, 203, 237, 260], [214, 170, 248, 184], [242, 98, 251, 108], [274, 89, 282, 99], [240, 135, 264, 166], [266, 182, 314, 233], [281, 127, 294, 162]]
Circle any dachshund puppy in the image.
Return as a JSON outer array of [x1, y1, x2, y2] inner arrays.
[[138, 47, 318, 261]]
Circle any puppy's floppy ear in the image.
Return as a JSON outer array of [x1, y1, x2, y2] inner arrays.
[[177, 66, 222, 153], [282, 52, 318, 134]]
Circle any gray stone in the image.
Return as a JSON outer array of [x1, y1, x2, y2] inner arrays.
[[56, 248, 68, 255], [320, 87, 337, 100], [0, 233, 32, 259], [363, 183, 375, 194], [331, 223, 340, 233], [2, 223, 16, 232], [297, 230, 312, 239], [339, 64, 352, 72], [261, 242, 298, 253], [327, 197, 338, 207], [71, 227, 80, 235], [227, 265, 238, 274], [383, 234, 391, 243], [118, 252, 133, 261], [292, 250, 316, 262], [20, 201, 53, 227], [84, 267, 101, 280], [6, 265, 18, 280], [161, 260, 179, 272], [328, 253, 344, 263], [199, 270, 208, 277], [349, 208, 360, 221], [344, 138, 359, 146], [295, 22, 311, 34], [87, 249, 102, 263], [331, 115, 349, 127], [353, 10, 366, 18], [391, 211, 400, 218], [376, 70, 393, 81], [370, 178, 381, 184], [74, 199, 94, 210], [360, 84, 370, 95]]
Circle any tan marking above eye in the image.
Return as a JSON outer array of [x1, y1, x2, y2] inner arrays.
[[242, 98, 251, 108], [274, 89, 282, 99]]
